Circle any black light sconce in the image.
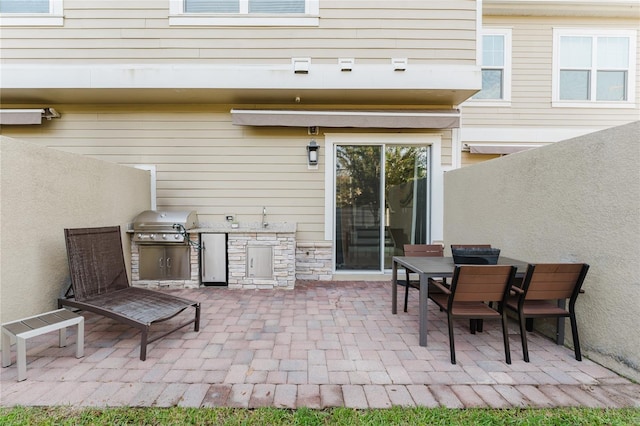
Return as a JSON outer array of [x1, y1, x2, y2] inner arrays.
[[307, 140, 319, 167]]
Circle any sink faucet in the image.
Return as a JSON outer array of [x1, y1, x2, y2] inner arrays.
[[262, 206, 268, 228]]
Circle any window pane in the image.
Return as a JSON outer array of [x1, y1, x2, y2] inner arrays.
[[385, 146, 429, 269], [597, 71, 627, 101], [249, 0, 305, 13], [560, 36, 592, 68], [474, 69, 503, 99], [335, 145, 382, 271], [598, 37, 629, 68], [185, 0, 239, 13], [482, 35, 504, 67], [0, 0, 49, 13], [560, 70, 590, 100]]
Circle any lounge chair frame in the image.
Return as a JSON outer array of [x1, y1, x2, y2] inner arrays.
[[58, 226, 200, 361]]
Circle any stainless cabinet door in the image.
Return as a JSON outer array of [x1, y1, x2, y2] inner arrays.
[[139, 246, 166, 280], [201, 233, 227, 283], [165, 246, 191, 280], [247, 246, 273, 279]]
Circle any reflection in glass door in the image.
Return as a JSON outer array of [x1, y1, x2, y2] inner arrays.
[[335, 146, 382, 270], [334, 144, 430, 271]]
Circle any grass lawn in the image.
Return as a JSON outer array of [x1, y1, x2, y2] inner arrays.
[[1, 406, 639, 425]]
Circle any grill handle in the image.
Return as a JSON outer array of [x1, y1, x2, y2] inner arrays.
[[201, 240, 206, 278]]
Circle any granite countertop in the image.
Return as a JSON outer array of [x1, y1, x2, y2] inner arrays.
[[191, 222, 296, 233]]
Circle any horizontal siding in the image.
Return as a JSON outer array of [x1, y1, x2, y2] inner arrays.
[[462, 15, 640, 130], [0, 1, 477, 65], [1, 105, 448, 242]]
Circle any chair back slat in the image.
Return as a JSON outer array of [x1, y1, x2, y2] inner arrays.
[[65, 226, 130, 301], [403, 244, 444, 257], [523, 263, 588, 301], [450, 265, 515, 303]]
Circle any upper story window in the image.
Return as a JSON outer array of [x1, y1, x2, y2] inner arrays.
[[170, 0, 319, 26], [470, 28, 512, 106], [0, 0, 63, 26], [185, 0, 305, 14], [553, 29, 637, 107]]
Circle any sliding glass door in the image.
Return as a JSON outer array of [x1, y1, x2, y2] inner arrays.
[[334, 144, 430, 271]]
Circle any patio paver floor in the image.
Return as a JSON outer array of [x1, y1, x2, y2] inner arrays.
[[1, 281, 638, 409]]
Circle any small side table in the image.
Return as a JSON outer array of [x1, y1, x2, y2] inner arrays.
[[2, 308, 84, 381]]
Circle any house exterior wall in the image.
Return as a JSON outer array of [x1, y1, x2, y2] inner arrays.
[[0, 106, 452, 245], [0, 1, 472, 268], [443, 122, 640, 381], [0, 1, 477, 65], [0, 137, 150, 325], [459, 2, 640, 166]]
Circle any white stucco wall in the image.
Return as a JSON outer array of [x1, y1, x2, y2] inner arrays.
[[443, 122, 640, 381], [0, 136, 151, 325]]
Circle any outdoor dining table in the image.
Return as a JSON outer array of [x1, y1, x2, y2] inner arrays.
[[391, 255, 530, 346]]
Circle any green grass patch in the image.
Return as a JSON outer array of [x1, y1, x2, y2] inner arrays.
[[1, 406, 639, 426]]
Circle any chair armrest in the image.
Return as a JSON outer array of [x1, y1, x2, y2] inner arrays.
[[510, 286, 524, 296], [429, 278, 451, 294]]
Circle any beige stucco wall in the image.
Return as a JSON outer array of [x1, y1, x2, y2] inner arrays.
[[0, 136, 151, 325], [443, 122, 640, 381]]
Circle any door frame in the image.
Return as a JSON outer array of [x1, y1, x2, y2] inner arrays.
[[324, 133, 444, 273]]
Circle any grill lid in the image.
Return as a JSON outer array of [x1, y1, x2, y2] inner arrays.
[[133, 210, 198, 231], [132, 210, 198, 244]]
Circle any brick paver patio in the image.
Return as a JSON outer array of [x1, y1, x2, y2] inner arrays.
[[1, 281, 638, 408]]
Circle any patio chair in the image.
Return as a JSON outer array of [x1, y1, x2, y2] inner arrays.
[[450, 244, 496, 332], [58, 226, 201, 361], [506, 263, 589, 362], [451, 245, 500, 265], [429, 265, 516, 364], [399, 244, 444, 312]]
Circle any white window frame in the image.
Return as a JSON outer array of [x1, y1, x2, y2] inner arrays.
[[169, 0, 319, 27], [467, 28, 512, 107], [552, 28, 637, 108], [0, 0, 63, 26]]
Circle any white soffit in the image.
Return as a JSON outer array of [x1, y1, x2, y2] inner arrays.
[[231, 109, 461, 129], [465, 143, 543, 155]]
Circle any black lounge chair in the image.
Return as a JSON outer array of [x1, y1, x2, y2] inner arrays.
[[58, 226, 200, 361]]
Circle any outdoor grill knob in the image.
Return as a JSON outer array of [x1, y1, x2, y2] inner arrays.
[[174, 234, 180, 240], [150, 234, 156, 239], [162, 234, 167, 240]]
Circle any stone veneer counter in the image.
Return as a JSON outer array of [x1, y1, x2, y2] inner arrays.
[[194, 222, 296, 289], [190, 221, 296, 234]]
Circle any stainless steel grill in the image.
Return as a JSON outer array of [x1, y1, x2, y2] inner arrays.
[[132, 210, 198, 244]]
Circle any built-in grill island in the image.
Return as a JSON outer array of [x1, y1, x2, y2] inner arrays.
[[130, 210, 201, 289], [130, 209, 298, 289]]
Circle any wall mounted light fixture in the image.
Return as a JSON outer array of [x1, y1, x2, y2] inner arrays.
[[307, 140, 319, 167]]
